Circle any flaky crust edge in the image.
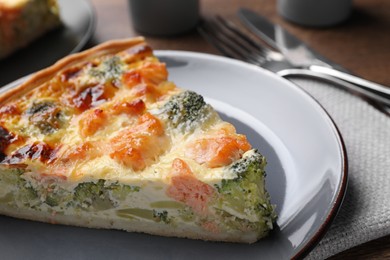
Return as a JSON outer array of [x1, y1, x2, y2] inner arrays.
[[0, 37, 146, 105]]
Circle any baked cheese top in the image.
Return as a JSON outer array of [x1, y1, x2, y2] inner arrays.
[[0, 39, 252, 185]]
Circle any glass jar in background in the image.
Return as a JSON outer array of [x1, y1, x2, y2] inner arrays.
[[128, 0, 199, 36], [277, 0, 352, 27]]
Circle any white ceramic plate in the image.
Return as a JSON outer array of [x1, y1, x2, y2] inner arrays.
[[0, 0, 95, 86], [0, 51, 347, 259]]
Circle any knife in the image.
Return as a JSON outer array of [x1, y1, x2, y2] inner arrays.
[[238, 8, 342, 70], [237, 8, 390, 103]]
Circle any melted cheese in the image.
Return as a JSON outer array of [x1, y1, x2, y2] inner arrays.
[[0, 42, 250, 185], [0, 39, 276, 243]]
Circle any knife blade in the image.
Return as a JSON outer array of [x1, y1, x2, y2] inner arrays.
[[238, 8, 347, 71], [235, 8, 390, 107]]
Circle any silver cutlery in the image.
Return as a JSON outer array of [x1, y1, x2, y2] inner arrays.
[[198, 14, 390, 108], [238, 8, 346, 71]]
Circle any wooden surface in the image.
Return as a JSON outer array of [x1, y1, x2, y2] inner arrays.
[[89, 0, 390, 259], [89, 0, 390, 86]]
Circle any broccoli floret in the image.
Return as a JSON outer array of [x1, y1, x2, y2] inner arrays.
[[19, 185, 40, 207], [0, 167, 24, 186], [178, 206, 195, 222], [214, 150, 276, 232], [161, 91, 214, 132], [153, 210, 171, 224], [89, 56, 123, 82], [45, 194, 60, 207], [108, 182, 140, 203], [26, 100, 68, 135], [73, 179, 140, 211], [0, 167, 40, 208], [44, 183, 73, 208], [73, 179, 112, 210]]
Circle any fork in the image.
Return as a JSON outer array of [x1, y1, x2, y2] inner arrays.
[[198, 17, 390, 108]]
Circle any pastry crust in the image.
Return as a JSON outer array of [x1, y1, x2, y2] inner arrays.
[[0, 37, 146, 103], [0, 38, 276, 243]]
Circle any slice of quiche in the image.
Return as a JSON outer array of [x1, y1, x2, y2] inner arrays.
[[0, 38, 276, 243], [0, 0, 61, 59]]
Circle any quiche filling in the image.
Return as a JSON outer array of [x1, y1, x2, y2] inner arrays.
[[0, 38, 276, 243]]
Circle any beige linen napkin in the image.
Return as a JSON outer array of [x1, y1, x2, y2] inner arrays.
[[288, 77, 390, 259]]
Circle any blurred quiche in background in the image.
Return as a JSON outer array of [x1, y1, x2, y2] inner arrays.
[[0, 0, 61, 59]]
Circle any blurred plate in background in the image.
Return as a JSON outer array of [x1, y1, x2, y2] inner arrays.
[[0, 0, 95, 86]]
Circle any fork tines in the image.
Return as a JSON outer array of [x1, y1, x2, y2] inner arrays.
[[198, 16, 269, 66]]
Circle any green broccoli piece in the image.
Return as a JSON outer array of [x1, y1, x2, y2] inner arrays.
[[89, 56, 123, 82], [0, 167, 40, 208], [73, 179, 112, 210], [0, 167, 24, 186], [45, 194, 60, 207], [26, 100, 68, 135], [153, 210, 171, 224], [161, 91, 214, 132], [178, 206, 195, 222], [44, 183, 73, 208], [73, 179, 140, 211], [1, 168, 86, 209], [108, 182, 140, 202], [214, 150, 276, 232], [19, 185, 40, 207]]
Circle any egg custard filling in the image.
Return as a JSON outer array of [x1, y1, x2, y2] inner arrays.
[[0, 38, 276, 243]]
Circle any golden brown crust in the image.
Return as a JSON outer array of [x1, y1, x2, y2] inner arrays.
[[0, 37, 146, 104], [0, 38, 273, 243]]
